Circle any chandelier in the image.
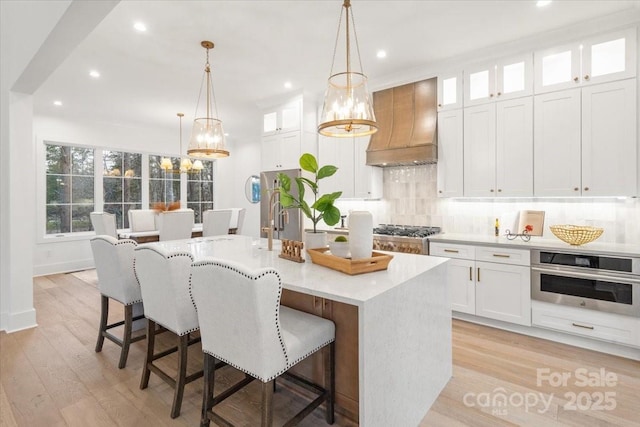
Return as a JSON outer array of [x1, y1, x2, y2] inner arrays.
[[187, 41, 229, 158], [161, 113, 204, 173], [318, 0, 378, 138]]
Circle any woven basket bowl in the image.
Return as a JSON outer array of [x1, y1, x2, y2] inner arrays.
[[549, 225, 604, 245]]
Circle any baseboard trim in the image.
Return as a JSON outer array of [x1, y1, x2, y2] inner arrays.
[[1, 308, 37, 333], [33, 258, 94, 277], [453, 312, 640, 361]]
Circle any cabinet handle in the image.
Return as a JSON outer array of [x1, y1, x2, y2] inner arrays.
[[497, 189, 502, 192], [469, 266, 473, 281], [574, 187, 579, 191], [477, 268, 480, 282], [584, 187, 589, 191], [572, 322, 594, 330], [584, 74, 590, 80], [573, 77, 579, 82], [493, 254, 510, 258], [444, 249, 459, 253], [490, 189, 495, 192]]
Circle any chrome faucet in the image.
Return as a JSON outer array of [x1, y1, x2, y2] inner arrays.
[[261, 189, 289, 251]]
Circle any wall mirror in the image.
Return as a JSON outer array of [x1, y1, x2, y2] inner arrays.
[[245, 175, 261, 203]]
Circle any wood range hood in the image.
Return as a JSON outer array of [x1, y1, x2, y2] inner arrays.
[[366, 77, 437, 166]]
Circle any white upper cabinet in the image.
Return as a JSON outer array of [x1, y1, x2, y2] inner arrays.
[[437, 110, 464, 198], [437, 72, 463, 111], [463, 97, 533, 197], [262, 99, 301, 136], [534, 27, 637, 94], [464, 53, 532, 107]]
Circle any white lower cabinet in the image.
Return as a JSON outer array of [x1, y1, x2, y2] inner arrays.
[[431, 242, 531, 326], [532, 301, 640, 348]]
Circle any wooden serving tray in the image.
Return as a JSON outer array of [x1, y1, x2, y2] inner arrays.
[[306, 247, 393, 275]]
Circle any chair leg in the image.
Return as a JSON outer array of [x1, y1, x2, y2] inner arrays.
[[325, 342, 335, 424], [95, 295, 109, 352], [140, 319, 156, 390], [261, 380, 274, 427], [118, 304, 133, 369], [200, 353, 216, 427], [171, 333, 189, 419]]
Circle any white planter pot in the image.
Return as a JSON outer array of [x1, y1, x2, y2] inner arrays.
[[304, 231, 327, 259]]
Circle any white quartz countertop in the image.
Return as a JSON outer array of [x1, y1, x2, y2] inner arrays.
[[141, 235, 449, 306], [429, 233, 640, 257]]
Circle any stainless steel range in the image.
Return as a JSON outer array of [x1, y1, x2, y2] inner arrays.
[[372, 224, 441, 255]]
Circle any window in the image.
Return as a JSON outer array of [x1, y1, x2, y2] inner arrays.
[[187, 160, 214, 224], [45, 143, 94, 234], [149, 155, 180, 208], [103, 150, 142, 228]]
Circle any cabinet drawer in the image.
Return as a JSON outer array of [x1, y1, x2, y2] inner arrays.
[[475, 246, 530, 266], [429, 243, 475, 260], [532, 301, 639, 347]]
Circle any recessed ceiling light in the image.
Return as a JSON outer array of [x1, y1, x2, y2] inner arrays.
[[536, 0, 552, 7], [53, 100, 62, 106], [376, 50, 387, 59], [284, 81, 292, 89], [133, 22, 147, 32], [89, 70, 100, 78]]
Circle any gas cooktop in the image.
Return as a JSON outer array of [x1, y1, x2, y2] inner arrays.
[[373, 224, 441, 238]]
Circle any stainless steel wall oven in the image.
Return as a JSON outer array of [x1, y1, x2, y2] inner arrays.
[[531, 250, 640, 317]]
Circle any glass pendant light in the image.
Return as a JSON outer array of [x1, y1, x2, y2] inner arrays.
[[187, 41, 229, 158], [318, 0, 378, 138]]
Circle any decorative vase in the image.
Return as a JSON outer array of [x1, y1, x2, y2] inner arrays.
[[348, 211, 373, 260], [304, 231, 327, 259]]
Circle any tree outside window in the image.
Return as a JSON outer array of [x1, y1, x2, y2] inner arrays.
[[187, 160, 214, 224], [103, 150, 142, 228]]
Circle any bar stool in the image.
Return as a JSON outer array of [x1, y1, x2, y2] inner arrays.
[[90, 236, 146, 368], [134, 245, 202, 418], [190, 258, 336, 427]]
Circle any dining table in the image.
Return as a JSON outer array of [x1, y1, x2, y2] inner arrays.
[[137, 234, 452, 427], [118, 224, 237, 243]]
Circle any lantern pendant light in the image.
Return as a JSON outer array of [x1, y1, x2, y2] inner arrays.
[[318, 0, 378, 138], [187, 41, 229, 158]]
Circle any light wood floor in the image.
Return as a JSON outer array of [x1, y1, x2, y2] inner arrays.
[[1, 270, 638, 427]]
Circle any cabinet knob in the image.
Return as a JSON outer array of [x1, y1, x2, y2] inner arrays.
[[490, 189, 495, 192], [574, 187, 579, 191], [438, 103, 442, 108], [497, 189, 502, 192], [584, 74, 590, 80], [573, 77, 579, 82], [584, 187, 589, 191], [438, 190, 443, 194], [489, 93, 494, 98], [497, 92, 502, 96]]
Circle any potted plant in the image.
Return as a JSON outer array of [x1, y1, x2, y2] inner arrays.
[[329, 235, 350, 258], [277, 153, 341, 251]]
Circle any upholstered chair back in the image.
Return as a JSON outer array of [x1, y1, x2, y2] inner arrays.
[[158, 210, 194, 241], [202, 209, 232, 237], [128, 209, 158, 232], [90, 236, 142, 305], [190, 259, 287, 381], [90, 212, 118, 238], [134, 246, 198, 335], [235, 208, 246, 234]]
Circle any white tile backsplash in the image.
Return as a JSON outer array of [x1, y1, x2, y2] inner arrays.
[[337, 164, 639, 244]]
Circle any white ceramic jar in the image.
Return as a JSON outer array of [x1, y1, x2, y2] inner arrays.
[[348, 211, 373, 260]]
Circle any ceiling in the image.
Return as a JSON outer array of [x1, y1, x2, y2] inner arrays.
[[33, 0, 639, 145]]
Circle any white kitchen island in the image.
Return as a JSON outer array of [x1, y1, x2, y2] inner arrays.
[[141, 235, 451, 426]]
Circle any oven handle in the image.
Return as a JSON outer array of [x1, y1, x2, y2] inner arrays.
[[531, 266, 640, 285]]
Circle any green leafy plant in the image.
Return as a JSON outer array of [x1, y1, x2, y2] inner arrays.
[[277, 153, 341, 233]]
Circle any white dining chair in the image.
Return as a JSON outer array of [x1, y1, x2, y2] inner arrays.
[[235, 208, 246, 234], [158, 209, 194, 241], [90, 236, 146, 369], [190, 258, 336, 427], [128, 209, 158, 232], [90, 212, 118, 238], [202, 209, 232, 237], [134, 245, 204, 419]]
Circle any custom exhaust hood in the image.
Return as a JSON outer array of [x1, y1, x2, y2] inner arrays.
[[366, 77, 438, 166]]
